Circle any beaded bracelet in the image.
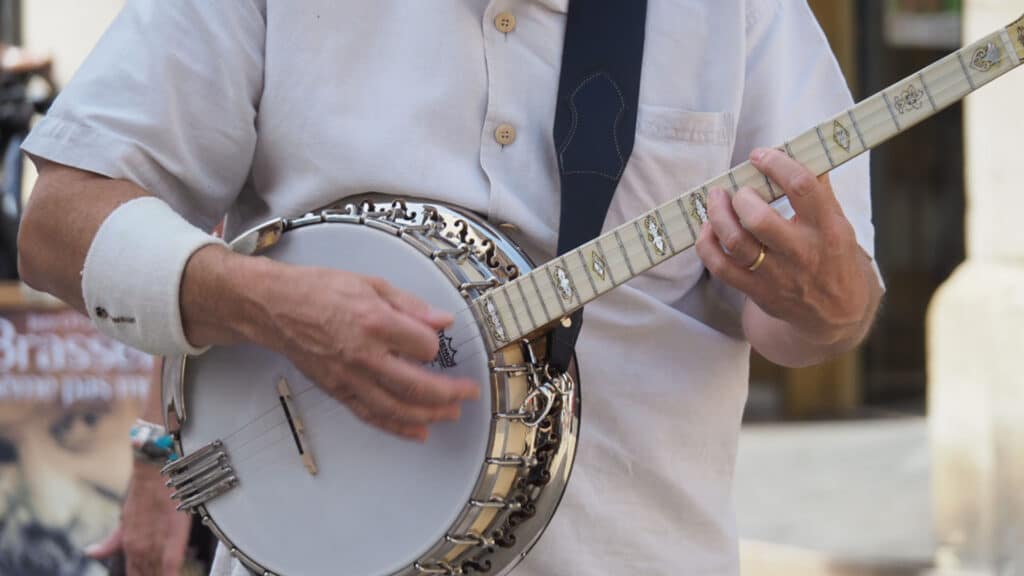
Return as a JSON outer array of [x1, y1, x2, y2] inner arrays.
[[130, 419, 179, 464]]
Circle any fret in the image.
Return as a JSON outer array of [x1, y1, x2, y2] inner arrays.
[[821, 115, 864, 167], [653, 208, 678, 254], [814, 125, 837, 168], [657, 201, 694, 250], [956, 49, 977, 90], [527, 271, 553, 322], [1010, 15, 1024, 60], [917, 73, 937, 111], [594, 238, 620, 286], [676, 196, 699, 239], [543, 264, 570, 314], [575, 248, 601, 298], [783, 141, 795, 158], [489, 290, 521, 341], [786, 129, 832, 176], [881, 92, 902, 130], [919, 56, 971, 112], [617, 225, 650, 275], [848, 95, 896, 149], [633, 220, 657, 266], [563, 252, 595, 302], [884, 77, 932, 133], [705, 174, 734, 196], [730, 162, 764, 195], [960, 33, 1015, 89], [513, 279, 539, 331], [727, 172, 740, 193], [499, 286, 526, 338], [613, 230, 637, 277], [1000, 29, 1022, 66], [476, 294, 514, 346], [846, 110, 867, 151]]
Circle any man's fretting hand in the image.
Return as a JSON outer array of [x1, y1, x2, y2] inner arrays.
[[695, 148, 880, 365]]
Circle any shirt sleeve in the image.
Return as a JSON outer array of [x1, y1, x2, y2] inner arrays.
[[735, 0, 877, 268], [22, 0, 266, 232]]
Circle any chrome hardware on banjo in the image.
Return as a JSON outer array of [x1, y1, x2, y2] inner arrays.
[[162, 196, 580, 576]]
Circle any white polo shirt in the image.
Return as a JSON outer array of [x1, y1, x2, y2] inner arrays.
[[24, 1, 875, 574]]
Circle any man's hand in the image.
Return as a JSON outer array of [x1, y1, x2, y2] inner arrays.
[[695, 148, 881, 366], [182, 248, 481, 443], [85, 463, 191, 576]]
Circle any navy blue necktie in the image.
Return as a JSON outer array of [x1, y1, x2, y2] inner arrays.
[[549, 1, 649, 372]]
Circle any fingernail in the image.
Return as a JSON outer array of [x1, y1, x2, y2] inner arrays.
[[83, 543, 101, 557], [751, 148, 767, 162]]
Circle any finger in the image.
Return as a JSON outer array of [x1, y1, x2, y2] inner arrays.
[[345, 394, 432, 442], [375, 356, 481, 405], [706, 187, 762, 267], [84, 526, 124, 559], [349, 367, 468, 424], [370, 308, 444, 363], [695, 224, 762, 298], [372, 278, 454, 329], [751, 148, 839, 224], [731, 187, 799, 253], [161, 510, 190, 576]]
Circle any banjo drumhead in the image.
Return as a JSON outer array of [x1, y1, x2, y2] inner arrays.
[[180, 223, 492, 576]]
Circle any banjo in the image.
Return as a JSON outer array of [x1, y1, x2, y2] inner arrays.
[[160, 15, 1024, 576]]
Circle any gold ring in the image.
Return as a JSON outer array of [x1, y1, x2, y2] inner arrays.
[[747, 244, 767, 272]]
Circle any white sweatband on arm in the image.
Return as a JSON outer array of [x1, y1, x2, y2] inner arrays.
[[81, 196, 226, 356]]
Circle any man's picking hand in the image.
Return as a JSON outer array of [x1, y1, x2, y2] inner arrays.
[[695, 148, 874, 348], [255, 267, 480, 442]]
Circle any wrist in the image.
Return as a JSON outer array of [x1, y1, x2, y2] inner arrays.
[[180, 245, 279, 348]]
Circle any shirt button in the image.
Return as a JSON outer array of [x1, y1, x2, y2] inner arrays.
[[494, 123, 517, 146], [494, 12, 517, 34]]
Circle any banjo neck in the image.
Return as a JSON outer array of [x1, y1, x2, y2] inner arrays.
[[473, 14, 1024, 351]]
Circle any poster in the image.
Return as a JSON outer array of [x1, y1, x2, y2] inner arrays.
[[0, 308, 152, 575]]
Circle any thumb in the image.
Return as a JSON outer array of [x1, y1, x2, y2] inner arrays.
[[83, 525, 124, 559], [162, 511, 191, 576]]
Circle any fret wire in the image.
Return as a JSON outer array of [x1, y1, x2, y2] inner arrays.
[[500, 286, 525, 337], [653, 208, 679, 254], [543, 264, 569, 314], [676, 197, 698, 239], [847, 110, 868, 149], [559, 256, 585, 308], [956, 50, 977, 90], [594, 239, 619, 286], [575, 248, 600, 296], [513, 279, 539, 330], [814, 125, 837, 168], [881, 92, 902, 130], [528, 272, 552, 321], [633, 220, 657, 265], [613, 230, 636, 276], [783, 141, 795, 158], [1000, 29, 1022, 66], [727, 172, 739, 192], [918, 73, 938, 110]]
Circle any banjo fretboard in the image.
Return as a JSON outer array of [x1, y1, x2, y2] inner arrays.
[[474, 14, 1024, 351]]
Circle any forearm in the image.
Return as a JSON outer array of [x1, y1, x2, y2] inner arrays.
[[743, 255, 882, 367]]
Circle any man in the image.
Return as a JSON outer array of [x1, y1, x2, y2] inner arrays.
[[18, 1, 882, 574]]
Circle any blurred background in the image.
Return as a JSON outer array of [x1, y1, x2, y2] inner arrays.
[[0, 0, 1020, 575]]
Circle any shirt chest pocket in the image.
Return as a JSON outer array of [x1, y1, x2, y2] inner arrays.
[[603, 105, 735, 304]]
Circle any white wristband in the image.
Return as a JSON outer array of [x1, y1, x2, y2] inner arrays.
[[81, 196, 225, 356]]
